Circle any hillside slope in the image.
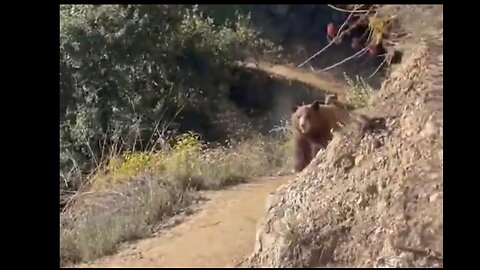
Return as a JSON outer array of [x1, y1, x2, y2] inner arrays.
[[246, 5, 443, 268]]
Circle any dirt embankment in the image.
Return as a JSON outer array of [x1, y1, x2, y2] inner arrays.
[[246, 6, 443, 268]]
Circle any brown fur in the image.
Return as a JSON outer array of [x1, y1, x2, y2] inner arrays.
[[290, 100, 377, 172], [324, 94, 356, 110]]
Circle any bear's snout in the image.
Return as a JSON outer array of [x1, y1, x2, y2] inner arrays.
[[299, 117, 308, 133]]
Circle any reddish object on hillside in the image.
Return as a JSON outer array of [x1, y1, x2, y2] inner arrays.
[[351, 37, 362, 50], [368, 45, 378, 57], [327, 23, 337, 38]]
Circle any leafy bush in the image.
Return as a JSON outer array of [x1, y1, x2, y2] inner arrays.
[[60, 4, 276, 189]]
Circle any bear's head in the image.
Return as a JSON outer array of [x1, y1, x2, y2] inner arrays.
[[291, 100, 324, 135]]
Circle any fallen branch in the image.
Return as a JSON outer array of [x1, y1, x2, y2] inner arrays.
[[389, 235, 443, 261], [368, 54, 389, 79], [321, 47, 368, 71], [327, 4, 374, 13]]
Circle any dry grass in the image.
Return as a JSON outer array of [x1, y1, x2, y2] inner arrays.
[[343, 73, 375, 109], [60, 125, 294, 266], [60, 178, 189, 265], [90, 130, 292, 191]]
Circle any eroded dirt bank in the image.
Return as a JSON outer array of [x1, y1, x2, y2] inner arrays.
[[246, 11, 443, 267]]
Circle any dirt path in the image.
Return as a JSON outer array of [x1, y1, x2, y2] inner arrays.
[[235, 61, 350, 101], [78, 175, 291, 268]]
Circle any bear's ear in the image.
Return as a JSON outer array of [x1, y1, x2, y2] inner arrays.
[[324, 94, 337, 105], [311, 100, 321, 110], [291, 105, 299, 113]]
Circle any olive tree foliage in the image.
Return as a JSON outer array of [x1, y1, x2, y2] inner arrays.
[[60, 4, 275, 190]]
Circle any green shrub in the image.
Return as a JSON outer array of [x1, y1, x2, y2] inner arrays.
[[60, 4, 276, 190]]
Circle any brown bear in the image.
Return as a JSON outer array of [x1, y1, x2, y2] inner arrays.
[[290, 99, 378, 172]]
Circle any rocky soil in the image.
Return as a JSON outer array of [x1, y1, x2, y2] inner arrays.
[[246, 6, 443, 267]]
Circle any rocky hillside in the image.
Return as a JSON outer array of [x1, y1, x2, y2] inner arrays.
[[245, 5, 443, 268]]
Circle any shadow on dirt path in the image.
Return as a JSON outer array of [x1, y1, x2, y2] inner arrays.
[[78, 175, 292, 268]]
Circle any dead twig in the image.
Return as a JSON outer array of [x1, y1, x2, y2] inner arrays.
[[84, 137, 99, 168], [298, 5, 361, 68], [100, 189, 127, 197], [60, 157, 112, 214], [149, 103, 185, 155], [389, 235, 443, 261], [145, 121, 160, 151], [61, 190, 101, 214], [321, 47, 368, 71], [327, 4, 374, 13], [368, 54, 390, 79]]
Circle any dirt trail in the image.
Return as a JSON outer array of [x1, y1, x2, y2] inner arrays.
[[235, 61, 350, 101], [79, 175, 291, 268]]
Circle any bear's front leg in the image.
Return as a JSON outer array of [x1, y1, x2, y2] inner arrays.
[[293, 136, 313, 173], [311, 143, 325, 160]]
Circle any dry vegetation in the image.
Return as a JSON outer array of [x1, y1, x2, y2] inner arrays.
[[60, 118, 295, 266], [343, 73, 375, 109]]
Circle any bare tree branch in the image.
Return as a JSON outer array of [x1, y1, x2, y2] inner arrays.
[[321, 47, 368, 71], [327, 4, 373, 13], [298, 5, 362, 68], [368, 54, 389, 79]]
